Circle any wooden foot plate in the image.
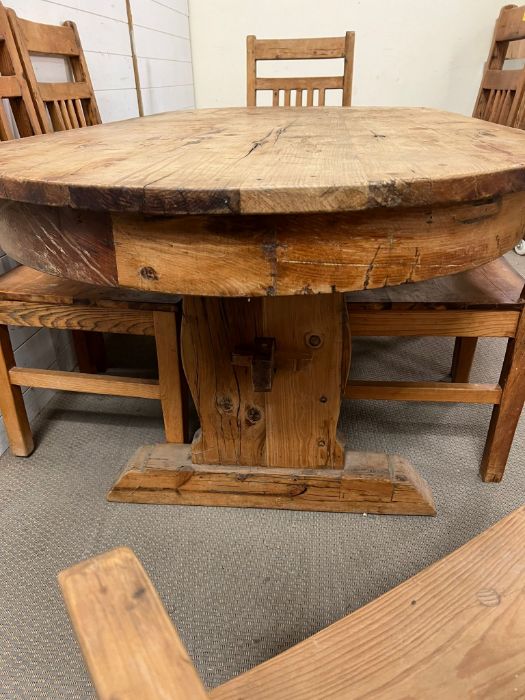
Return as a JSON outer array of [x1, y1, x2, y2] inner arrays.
[[108, 444, 436, 515]]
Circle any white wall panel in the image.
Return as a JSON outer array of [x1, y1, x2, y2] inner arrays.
[[188, 0, 503, 115]]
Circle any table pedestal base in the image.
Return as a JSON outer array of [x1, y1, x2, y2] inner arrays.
[[107, 444, 436, 515]]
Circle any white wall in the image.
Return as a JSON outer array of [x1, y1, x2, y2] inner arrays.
[[8, 0, 195, 121], [188, 0, 503, 114], [0, 0, 195, 455]]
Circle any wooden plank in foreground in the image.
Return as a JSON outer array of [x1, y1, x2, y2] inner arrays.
[[59, 547, 208, 700], [212, 506, 525, 699]]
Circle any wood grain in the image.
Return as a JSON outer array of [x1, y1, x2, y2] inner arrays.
[[348, 309, 521, 337], [0, 265, 179, 310], [1, 108, 525, 215], [108, 443, 436, 515], [181, 294, 348, 468], [481, 307, 525, 481], [0, 201, 116, 286], [9, 367, 160, 399], [0, 300, 156, 335], [246, 33, 354, 107], [212, 505, 525, 699], [153, 311, 185, 443], [0, 325, 33, 456], [112, 193, 525, 296], [59, 547, 208, 700], [345, 380, 502, 404]]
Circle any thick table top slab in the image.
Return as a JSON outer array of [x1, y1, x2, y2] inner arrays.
[[0, 107, 525, 215]]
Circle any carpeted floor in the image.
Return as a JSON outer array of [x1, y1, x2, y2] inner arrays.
[[0, 258, 524, 699]]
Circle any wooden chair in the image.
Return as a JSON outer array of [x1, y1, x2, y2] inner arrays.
[[0, 9, 185, 456], [6, 8, 101, 131], [473, 3, 525, 127], [346, 259, 525, 484], [345, 6, 525, 484], [247, 33, 354, 107], [59, 505, 525, 698], [0, 267, 185, 456]]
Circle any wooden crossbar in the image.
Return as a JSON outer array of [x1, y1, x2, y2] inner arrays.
[[9, 367, 160, 400], [345, 380, 502, 404]]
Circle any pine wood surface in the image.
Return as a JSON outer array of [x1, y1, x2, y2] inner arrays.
[[1, 107, 525, 215], [212, 505, 525, 699], [0, 265, 179, 310], [246, 33, 354, 107], [59, 547, 208, 700], [108, 443, 436, 515], [181, 294, 348, 469], [346, 256, 525, 307], [9, 367, 160, 399], [58, 507, 525, 699]]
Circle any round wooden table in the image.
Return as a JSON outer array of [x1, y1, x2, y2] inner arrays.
[[1, 106, 525, 515]]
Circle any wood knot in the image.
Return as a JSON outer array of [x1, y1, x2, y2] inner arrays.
[[140, 266, 159, 281], [246, 406, 262, 424], [217, 396, 234, 412], [477, 588, 501, 607]]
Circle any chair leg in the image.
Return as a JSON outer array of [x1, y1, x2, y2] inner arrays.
[[72, 331, 106, 373], [153, 311, 185, 443], [450, 337, 478, 382], [480, 310, 525, 482], [0, 325, 34, 456]]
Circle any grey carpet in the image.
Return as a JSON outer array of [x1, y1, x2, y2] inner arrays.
[[0, 278, 524, 698]]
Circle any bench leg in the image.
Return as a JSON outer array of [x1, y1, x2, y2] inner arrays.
[[450, 337, 478, 382], [0, 325, 34, 456], [153, 311, 185, 443], [480, 311, 525, 482]]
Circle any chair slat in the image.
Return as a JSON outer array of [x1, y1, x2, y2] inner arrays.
[[66, 99, 79, 128], [11, 16, 78, 55], [253, 36, 346, 60], [74, 98, 87, 127]]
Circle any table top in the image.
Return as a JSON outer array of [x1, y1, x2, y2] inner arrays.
[[1, 107, 525, 216]]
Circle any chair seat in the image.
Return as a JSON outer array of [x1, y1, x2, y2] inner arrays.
[[0, 265, 180, 310], [346, 257, 525, 309]]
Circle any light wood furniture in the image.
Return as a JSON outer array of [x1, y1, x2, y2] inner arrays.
[[0, 4, 42, 138], [0, 108, 524, 513], [247, 33, 354, 106], [0, 266, 185, 456], [0, 6, 187, 456], [473, 3, 525, 127], [59, 505, 525, 698], [7, 7, 101, 132], [347, 258, 525, 483], [345, 5, 525, 484]]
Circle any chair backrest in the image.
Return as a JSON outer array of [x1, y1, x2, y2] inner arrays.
[[473, 4, 525, 127], [246, 32, 354, 107], [6, 8, 101, 133], [0, 4, 41, 139]]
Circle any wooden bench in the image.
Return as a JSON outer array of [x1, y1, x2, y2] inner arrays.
[[59, 505, 525, 698]]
